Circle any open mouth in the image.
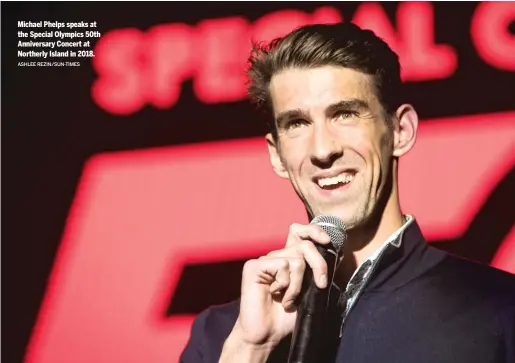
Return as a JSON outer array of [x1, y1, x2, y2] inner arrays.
[[314, 171, 356, 190]]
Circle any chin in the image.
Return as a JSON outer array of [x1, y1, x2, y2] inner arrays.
[[310, 204, 364, 228]]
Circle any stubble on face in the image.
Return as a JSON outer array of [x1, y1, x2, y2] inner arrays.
[[268, 66, 394, 230]]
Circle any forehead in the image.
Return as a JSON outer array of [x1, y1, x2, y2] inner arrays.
[[269, 66, 378, 114]]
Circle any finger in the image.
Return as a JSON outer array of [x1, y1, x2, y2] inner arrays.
[[244, 258, 286, 285], [298, 240, 328, 289], [282, 257, 305, 308], [270, 263, 291, 293], [286, 223, 331, 247], [241, 258, 291, 308], [266, 247, 303, 259], [264, 241, 329, 289]]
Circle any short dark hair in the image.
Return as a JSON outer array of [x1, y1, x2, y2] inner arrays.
[[246, 22, 402, 138]]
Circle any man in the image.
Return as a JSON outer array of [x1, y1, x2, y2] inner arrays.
[[180, 22, 515, 363]]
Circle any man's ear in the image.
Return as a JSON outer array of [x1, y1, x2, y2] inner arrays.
[[392, 104, 419, 158], [266, 133, 289, 179]]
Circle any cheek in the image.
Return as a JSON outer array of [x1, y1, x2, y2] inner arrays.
[[341, 128, 377, 166], [280, 143, 307, 176], [343, 128, 386, 182], [374, 133, 394, 191]]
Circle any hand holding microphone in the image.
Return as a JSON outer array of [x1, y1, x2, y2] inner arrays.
[[220, 216, 346, 363]]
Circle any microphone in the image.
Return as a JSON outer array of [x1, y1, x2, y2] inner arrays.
[[287, 215, 347, 363]]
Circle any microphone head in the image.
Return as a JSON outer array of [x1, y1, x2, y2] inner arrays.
[[310, 215, 347, 251]]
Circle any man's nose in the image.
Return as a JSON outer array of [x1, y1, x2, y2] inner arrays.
[[310, 122, 343, 167]]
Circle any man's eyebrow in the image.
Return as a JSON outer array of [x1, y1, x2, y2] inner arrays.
[[325, 99, 371, 116], [274, 99, 370, 127], [275, 109, 310, 128]]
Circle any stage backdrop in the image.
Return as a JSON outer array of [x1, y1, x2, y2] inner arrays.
[[3, 2, 514, 363]]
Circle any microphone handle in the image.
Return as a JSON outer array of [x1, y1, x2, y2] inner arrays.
[[287, 245, 338, 363]]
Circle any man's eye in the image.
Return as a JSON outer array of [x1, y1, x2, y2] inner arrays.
[[336, 111, 357, 120], [287, 120, 305, 129]]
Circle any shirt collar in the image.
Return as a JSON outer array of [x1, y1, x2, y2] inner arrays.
[[366, 214, 414, 261], [339, 214, 414, 290]]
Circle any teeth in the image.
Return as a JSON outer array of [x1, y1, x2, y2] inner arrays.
[[317, 173, 354, 187]]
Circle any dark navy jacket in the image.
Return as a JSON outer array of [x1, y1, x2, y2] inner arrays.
[[180, 221, 515, 363]]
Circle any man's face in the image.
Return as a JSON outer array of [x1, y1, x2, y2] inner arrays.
[[268, 66, 395, 229]]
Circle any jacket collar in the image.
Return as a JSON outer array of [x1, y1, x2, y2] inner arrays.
[[365, 218, 447, 292]]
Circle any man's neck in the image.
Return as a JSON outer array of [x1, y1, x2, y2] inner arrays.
[[351, 209, 404, 267], [334, 189, 405, 287]]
